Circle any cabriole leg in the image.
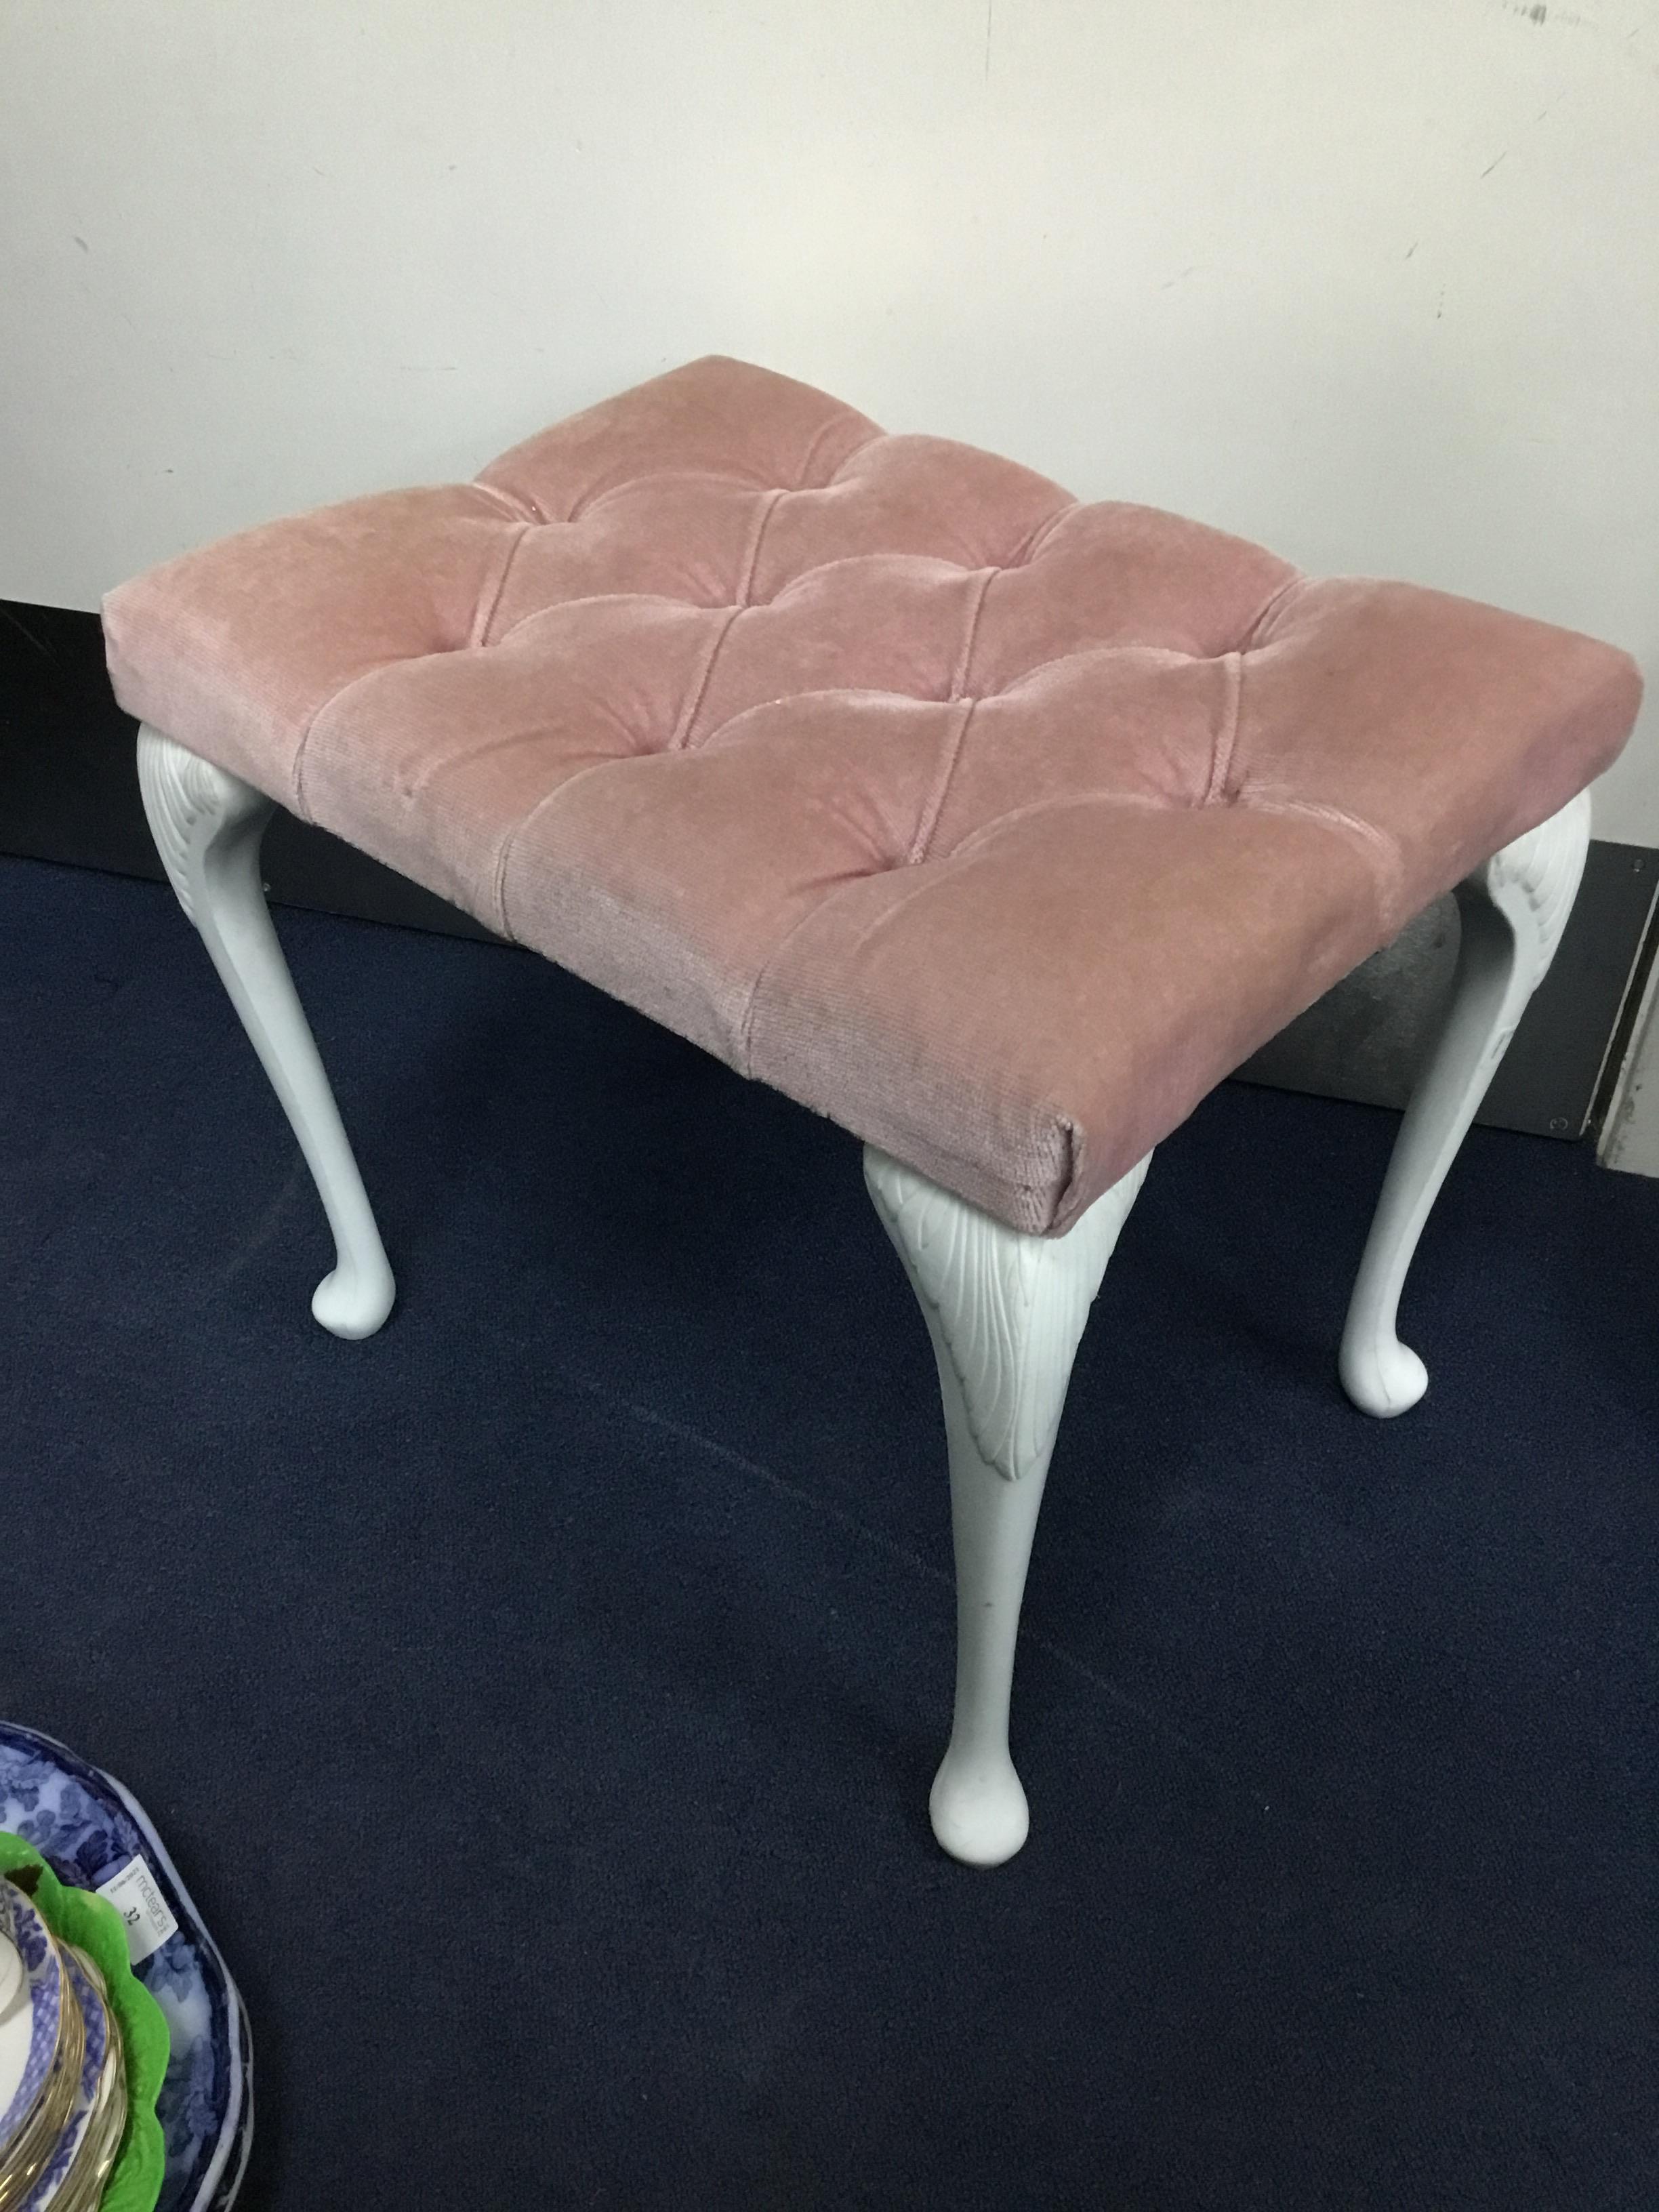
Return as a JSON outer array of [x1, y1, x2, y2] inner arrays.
[[136, 723, 395, 1339], [1340, 791, 1591, 1416], [866, 1149, 1150, 1865]]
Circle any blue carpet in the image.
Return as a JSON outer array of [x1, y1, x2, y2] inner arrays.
[[1, 855, 1656, 2211]]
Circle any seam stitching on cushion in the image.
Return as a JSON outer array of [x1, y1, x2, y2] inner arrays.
[[291, 655, 413, 823], [985, 637, 1200, 699], [735, 830, 1054, 1085], [870, 1113, 1070, 1216], [567, 466, 773, 525], [405, 723, 632, 800], [795, 411, 867, 488], [736, 487, 784, 605], [668, 605, 745, 752], [1242, 793, 1407, 928], [837, 847, 985, 967], [567, 477, 636, 525], [828, 430, 887, 483], [491, 750, 640, 944], [665, 488, 779, 751], [493, 587, 695, 648], [1013, 499, 1080, 565], [949, 568, 997, 701], [733, 872, 874, 1078], [1245, 569, 1305, 646], [947, 787, 1168, 867], [473, 479, 546, 525], [1202, 652, 1244, 804], [1046, 1114, 1087, 1238], [471, 521, 534, 649], [793, 416, 837, 487], [742, 869, 1082, 1223], [909, 698, 979, 865]]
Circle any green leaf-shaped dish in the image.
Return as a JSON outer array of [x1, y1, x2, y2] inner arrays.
[[0, 1831, 169, 2212]]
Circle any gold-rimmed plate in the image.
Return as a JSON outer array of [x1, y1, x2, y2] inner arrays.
[[32, 1948, 125, 2212], [13, 1944, 111, 2212], [0, 1914, 83, 2212], [0, 1883, 62, 2166]]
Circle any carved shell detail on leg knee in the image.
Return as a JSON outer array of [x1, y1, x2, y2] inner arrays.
[[865, 1151, 1149, 1480], [136, 726, 258, 926], [1476, 787, 1592, 996]]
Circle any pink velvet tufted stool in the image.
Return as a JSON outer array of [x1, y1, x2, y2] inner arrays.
[[104, 357, 1640, 1864]]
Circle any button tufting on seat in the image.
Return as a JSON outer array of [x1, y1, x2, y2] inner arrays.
[[103, 354, 1641, 1235]]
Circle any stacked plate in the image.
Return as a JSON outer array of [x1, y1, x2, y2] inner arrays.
[[0, 1726, 250, 2212], [0, 1877, 127, 2211]]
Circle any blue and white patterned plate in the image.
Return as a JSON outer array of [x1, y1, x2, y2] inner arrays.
[[20, 1944, 108, 2211], [0, 1935, 30, 2145], [0, 1724, 251, 2211], [0, 1881, 63, 2160], [0, 1931, 29, 2125]]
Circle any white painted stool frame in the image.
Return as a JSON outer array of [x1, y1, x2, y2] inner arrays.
[[136, 723, 1591, 1866]]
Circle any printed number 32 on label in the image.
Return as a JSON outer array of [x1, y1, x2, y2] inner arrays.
[[96, 1856, 180, 1965]]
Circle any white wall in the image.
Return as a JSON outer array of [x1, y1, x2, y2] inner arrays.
[[3, 0, 1656, 834]]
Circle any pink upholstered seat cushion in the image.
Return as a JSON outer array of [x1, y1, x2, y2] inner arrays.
[[103, 357, 1641, 1234]]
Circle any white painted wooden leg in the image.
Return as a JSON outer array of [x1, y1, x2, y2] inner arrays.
[[136, 724, 395, 1339], [866, 1149, 1150, 1865], [1340, 791, 1591, 1416]]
